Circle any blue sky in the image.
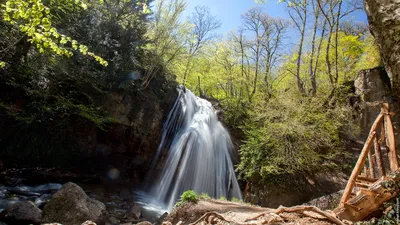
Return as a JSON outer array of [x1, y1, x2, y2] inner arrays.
[[181, 0, 368, 35]]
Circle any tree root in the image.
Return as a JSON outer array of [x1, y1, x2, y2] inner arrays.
[[189, 205, 346, 225], [189, 211, 235, 225], [274, 205, 345, 225]]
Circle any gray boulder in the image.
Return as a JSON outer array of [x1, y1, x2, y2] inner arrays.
[[0, 201, 42, 225], [41, 182, 108, 225]]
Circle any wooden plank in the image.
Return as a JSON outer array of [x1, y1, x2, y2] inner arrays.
[[340, 131, 378, 205], [357, 176, 378, 183], [357, 189, 376, 197], [384, 113, 398, 171], [374, 136, 385, 177], [343, 203, 362, 212], [355, 182, 370, 189], [335, 170, 400, 222]]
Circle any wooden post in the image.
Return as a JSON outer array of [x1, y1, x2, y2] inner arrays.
[[380, 120, 385, 145], [340, 131, 377, 205], [368, 148, 375, 178], [363, 166, 368, 178], [381, 103, 398, 171], [374, 136, 385, 177]]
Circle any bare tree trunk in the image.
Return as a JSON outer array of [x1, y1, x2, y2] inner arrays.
[[288, 0, 307, 95], [309, 1, 320, 96], [251, 53, 259, 100], [182, 56, 191, 85], [313, 19, 327, 89], [334, 0, 343, 84], [295, 3, 307, 95], [326, 26, 334, 85]]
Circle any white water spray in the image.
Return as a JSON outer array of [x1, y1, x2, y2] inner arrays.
[[147, 86, 242, 211]]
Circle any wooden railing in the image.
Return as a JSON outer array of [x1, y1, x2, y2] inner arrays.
[[340, 103, 399, 206]]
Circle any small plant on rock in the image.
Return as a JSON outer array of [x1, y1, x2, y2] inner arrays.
[[174, 190, 199, 209], [180, 190, 199, 203]]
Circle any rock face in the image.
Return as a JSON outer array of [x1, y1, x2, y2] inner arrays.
[[365, 0, 400, 93], [0, 201, 42, 225], [244, 170, 348, 208], [354, 67, 400, 146], [41, 182, 108, 225], [92, 76, 178, 182], [354, 67, 393, 136], [0, 75, 178, 183]]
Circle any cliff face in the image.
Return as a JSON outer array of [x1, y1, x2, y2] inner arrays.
[[364, 0, 400, 93], [0, 75, 178, 183]]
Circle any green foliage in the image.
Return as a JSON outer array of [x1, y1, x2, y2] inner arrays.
[[218, 196, 227, 201], [0, 0, 154, 168], [148, 2, 379, 188], [1, 0, 108, 66], [237, 92, 357, 182], [180, 190, 199, 203], [230, 197, 242, 203], [174, 190, 199, 208], [198, 193, 210, 199]]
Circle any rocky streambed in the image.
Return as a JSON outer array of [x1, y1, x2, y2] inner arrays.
[[0, 181, 167, 225]]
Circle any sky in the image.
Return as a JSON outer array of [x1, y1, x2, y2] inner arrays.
[[181, 0, 369, 36]]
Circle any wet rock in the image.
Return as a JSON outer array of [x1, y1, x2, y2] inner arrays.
[[0, 201, 42, 225], [154, 212, 168, 225], [82, 221, 97, 225], [108, 216, 120, 224], [122, 204, 141, 221], [136, 222, 152, 225], [42, 182, 109, 225]]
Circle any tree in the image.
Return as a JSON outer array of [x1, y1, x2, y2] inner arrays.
[[0, 0, 150, 68], [148, 0, 189, 65], [286, 0, 308, 94], [182, 6, 221, 84]]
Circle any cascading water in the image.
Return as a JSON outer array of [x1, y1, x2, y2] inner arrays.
[[146, 86, 242, 211]]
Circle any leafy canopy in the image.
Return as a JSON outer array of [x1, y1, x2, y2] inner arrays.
[[1, 0, 150, 68]]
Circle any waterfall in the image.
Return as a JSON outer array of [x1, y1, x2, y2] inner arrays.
[[147, 86, 242, 211]]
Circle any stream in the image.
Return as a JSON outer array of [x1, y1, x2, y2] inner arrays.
[[0, 182, 165, 223]]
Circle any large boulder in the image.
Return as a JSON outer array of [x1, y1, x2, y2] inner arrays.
[[0, 201, 42, 225], [41, 182, 108, 225], [365, 0, 400, 93], [354, 67, 400, 146]]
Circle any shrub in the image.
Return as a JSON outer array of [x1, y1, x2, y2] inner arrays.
[[237, 93, 357, 184], [199, 193, 210, 199], [180, 190, 199, 203]]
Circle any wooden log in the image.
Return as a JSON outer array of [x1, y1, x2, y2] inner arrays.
[[340, 131, 377, 205], [374, 136, 385, 177], [384, 113, 398, 171]]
